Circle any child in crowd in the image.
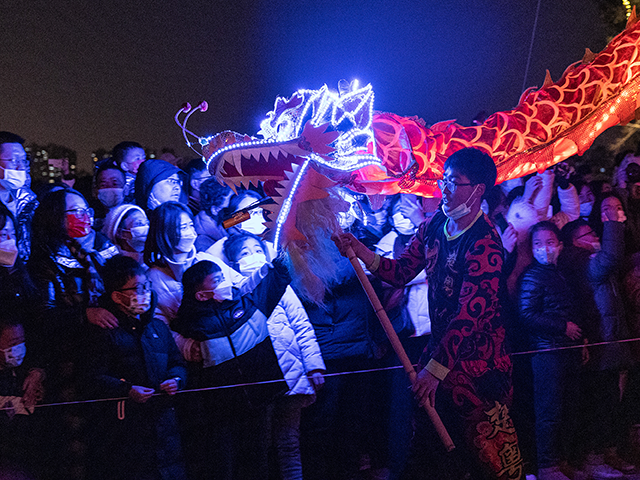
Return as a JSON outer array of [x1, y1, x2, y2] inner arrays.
[[518, 221, 582, 480], [172, 258, 291, 480], [0, 316, 44, 478], [85, 255, 188, 480], [223, 232, 326, 480]]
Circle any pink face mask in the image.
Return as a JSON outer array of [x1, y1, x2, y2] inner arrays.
[[66, 214, 92, 238]]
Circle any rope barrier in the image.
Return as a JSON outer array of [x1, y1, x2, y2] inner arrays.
[[4, 336, 640, 413]]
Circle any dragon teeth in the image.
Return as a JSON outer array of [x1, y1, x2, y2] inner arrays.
[[232, 151, 243, 176]]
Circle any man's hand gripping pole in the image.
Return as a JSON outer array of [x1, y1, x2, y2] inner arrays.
[[345, 246, 455, 452]]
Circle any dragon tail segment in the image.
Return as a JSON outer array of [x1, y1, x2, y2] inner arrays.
[[370, 14, 640, 196]]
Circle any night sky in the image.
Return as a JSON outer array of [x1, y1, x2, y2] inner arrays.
[[1, 0, 611, 172]]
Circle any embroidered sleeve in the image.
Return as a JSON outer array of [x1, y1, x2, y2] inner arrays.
[[429, 235, 503, 372], [374, 221, 428, 288]]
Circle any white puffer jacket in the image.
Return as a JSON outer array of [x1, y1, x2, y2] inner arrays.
[[268, 286, 326, 396], [203, 243, 326, 397]]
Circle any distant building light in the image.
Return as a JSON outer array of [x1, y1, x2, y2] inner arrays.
[[41, 172, 47, 176], [49, 179, 54, 184], [600, 167, 606, 173], [49, 172, 54, 177]]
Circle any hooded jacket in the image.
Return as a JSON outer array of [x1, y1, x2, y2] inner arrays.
[[134, 160, 187, 211]]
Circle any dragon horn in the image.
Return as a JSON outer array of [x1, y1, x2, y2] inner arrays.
[[582, 48, 596, 64]]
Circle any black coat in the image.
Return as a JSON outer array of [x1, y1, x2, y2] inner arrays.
[[559, 221, 631, 370], [518, 261, 577, 350], [84, 299, 187, 480], [27, 231, 118, 398]]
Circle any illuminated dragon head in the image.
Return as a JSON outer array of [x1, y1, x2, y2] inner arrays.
[[179, 81, 385, 247]]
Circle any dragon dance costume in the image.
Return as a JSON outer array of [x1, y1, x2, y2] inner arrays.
[[172, 10, 640, 479], [372, 210, 521, 480]]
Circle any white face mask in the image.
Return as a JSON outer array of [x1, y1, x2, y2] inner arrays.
[[0, 239, 18, 267], [0, 168, 26, 191], [119, 291, 152, 316], [238, 252, 267, 275], [533, 246, 560, 265], [176, 228, 197, 253], [212, 280, 234, 302], [392, 212, 415, 235], [97, 188, 124, 208], [442, 185, 479, 221], [241, 214, 267, 235], [2, 342, 26, 368], [125, 225, 149, 252], [579, 202, 593, 217]]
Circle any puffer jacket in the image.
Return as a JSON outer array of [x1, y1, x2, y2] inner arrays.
[[84, 294, 188, 480], [268, 286, 325, 396], [172, 261, 291, 408], [518, 261, 577, 350], [14, 187, 38, 261], [28, 231, 118, 368], [303, 275, 377, 361], [147, 248, 246, 360]]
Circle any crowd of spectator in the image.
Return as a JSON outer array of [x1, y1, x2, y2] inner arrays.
[[3, 128, 640, 480]]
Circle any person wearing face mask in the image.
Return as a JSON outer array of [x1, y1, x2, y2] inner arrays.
[[144, 202, 245, 362], [172, 257, 291, 480], [92, 164, 127, 231], [376, 195, 430, 324], [206, 189, 278, 260], [0, 317, 46, 478], [223, 232, 325, 480], [135, 159, 188, 212], [559, 200, 634, 477], [577, 182, 596, 221], [85, 255, 187, 480], [0, 205, 36, 317], [332, 148, 522, 480], [28, 188, 119, 375], [0, 132, 38, 261], [228, 189, 268, 235], [102, 204, 149, 266], [27, 188, 118, 480], [517, 221, 582, 480]]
